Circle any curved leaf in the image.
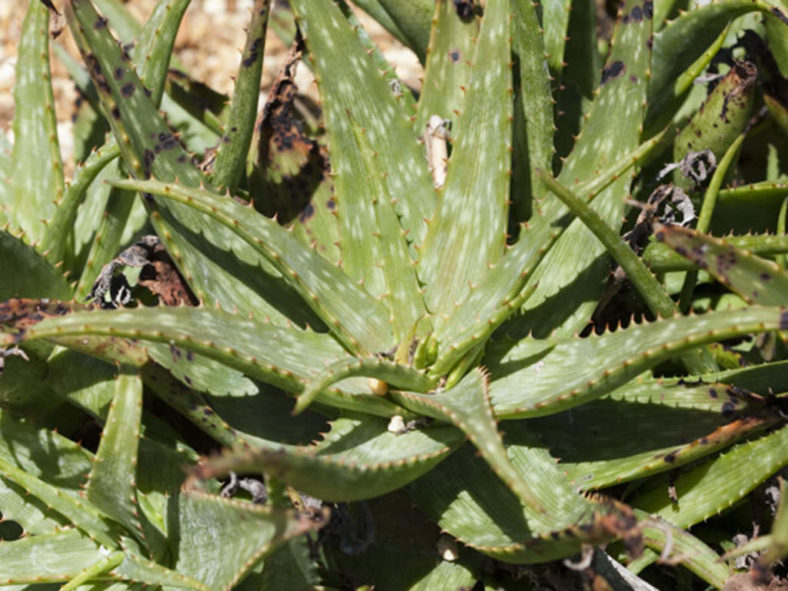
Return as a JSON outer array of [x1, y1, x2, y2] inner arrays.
[[488, 306, 788, 418], [408, 423, 631, 563], [655, 224, 788, 306], [173, 489, 325, 591], [109, 178, 395, 355], [192, 415, 464, 502], [392, 369, 548, 513], [632, 423, 788, 528]]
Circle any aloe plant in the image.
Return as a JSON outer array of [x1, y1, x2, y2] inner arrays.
[[0, 0, 787, 588]]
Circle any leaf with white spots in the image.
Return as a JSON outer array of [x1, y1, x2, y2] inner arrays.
[[290, 0, 435, 258], [487, 306, 788, 418], [414, 0, 479, 134], [64, 0, 317, 326], [10, 0, 64, 246], [172, 489, 325, 591], [3, 303, 405, 418], [418, 0, 512, 326], [109, 178, 395, 355], [513, 0, 653, 340]]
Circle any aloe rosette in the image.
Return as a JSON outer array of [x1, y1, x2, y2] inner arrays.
[[0, 0, 787, 588]]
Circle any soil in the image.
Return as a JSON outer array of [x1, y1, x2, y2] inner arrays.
[[0, 0, 422, 175]]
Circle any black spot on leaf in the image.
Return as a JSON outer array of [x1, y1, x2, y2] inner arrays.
[[453, 0, 476, 20], [113, 67, 124, 81], [298, 203, 315, 222], [771, 7, 788, 25], [449, 50, 460, 63], [143, 149, 156, 176], [94, 16, 108, 30], [644, 0, 654, 18], [121, 83, 135, 98], [600, 61, 625, 86], [243, 37, 264, 68]]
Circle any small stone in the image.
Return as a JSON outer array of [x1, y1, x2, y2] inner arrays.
[[437, 534, 459, 561], [368, 378, 388, 396], [387, 415, 406, 434]]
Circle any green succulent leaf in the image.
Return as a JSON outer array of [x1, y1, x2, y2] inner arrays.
[[418, 0, 512, 323], [0, 455, 119, 549], [2, 304, 405, 418], [632, 423, 788, 528], [655, 224, 788, 306], [109, 178, 395, 354], [532, 377, 780, 489], [290, 0, 436, 257], [211, 0, 270, 193], [0, 529, 108, 585], [338, 0, 418, 112], [541, 0, 572, 79], [192, 414, 464, 502], [85, 371, 145, 545], [0, 411, 94, 535], [295, 357, 436, 415], [9, 0, 64, 246], [0, 231, 72, 300], [488, 306, 788, 418], [638, 512, 731, 589], [172, 489, 324, 591], [73, 177, 138, 300], [408, 422, 625, 563], [63, 0, 316, 326], [362, 0, 432, 62], [392, 368, 548, 513], [426, 237, 547, 378], [415, 0, 478, 133], [148, 342, 258, 398], [516, 0, 653, 339], [673, 62, 756, 191], [511, 0, 555, 208], [643, 233, 788, 272], [335, 117, 427, 344], [41, 141, 120, 266], [648, 0, 783, 131]]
